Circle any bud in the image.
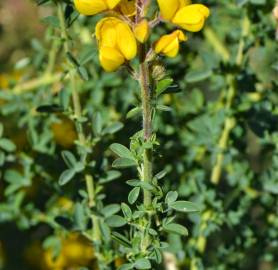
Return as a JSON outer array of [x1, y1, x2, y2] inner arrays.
[[134, 19, 150, 43], [151, 60, 166, 81]]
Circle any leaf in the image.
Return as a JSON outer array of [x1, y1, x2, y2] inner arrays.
[[112, 232, 131, 248], [0, 138, 16, 152], [165, 191, 178, 204], [66, 52, 80, 67], [77, 66, 89, 81], [163, 223, 189, 236], [118, 263, 134, 270], [128, 187, 140, 204], [156, 78, 174, 96], [134, 258, 151, 269], [126, 107, 142, 119], [102, 122, 123, 134], [36, 104, 63, 113], [121, 203, 132, 218], [99, 170, 121, 184], [110, 143, 134, 159], [101, 204, 121, 218], [93, 112, 103, 136], [99, 220, 111, 241], [41, 16, 60, 28], [112, 158, 137, 169], [105, 215, 127, 228], [61, 151, 76, 168], [185, 69, 212, 83], [152, 248, 163, 264], [156, 105, 172, 112], [169, 201, 200, 213], [74, 203, 87, 231], [58, 169, 75, 186]]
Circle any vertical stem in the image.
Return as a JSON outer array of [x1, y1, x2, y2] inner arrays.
[[139, 44, 153, 208], [57, 0, 101, 253]]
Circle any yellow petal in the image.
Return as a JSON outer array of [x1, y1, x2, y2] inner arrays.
[[119, 0, 136, 16], [99, 47, 125, 72], [154, 30, 187, 57], [106, 0, 122, 9], [157, 0, 180, 20], [74, 0, 108, 15], [172, 4, 210, 32], [96, 18, 118, 47], [134, 19, 150, 43], [116, 22, 137, 60]]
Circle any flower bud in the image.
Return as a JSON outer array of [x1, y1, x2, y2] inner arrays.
[[134, 19, 150, 43], [151, 60, 166, 81]]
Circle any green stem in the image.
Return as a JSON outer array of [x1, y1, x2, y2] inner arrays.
[[139, 45, 153, 208], [210, 16, 250, 185], [57, 0, 101, 250]]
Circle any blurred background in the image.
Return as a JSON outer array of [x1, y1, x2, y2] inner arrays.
[[0, 0, 278, 269]]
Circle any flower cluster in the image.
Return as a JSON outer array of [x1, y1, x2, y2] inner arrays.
[[74, 0, 210, 71]]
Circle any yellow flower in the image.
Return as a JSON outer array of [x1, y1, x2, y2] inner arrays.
[[157, 0, 210, 32], [154, 30, 187, 57], [118, 0, 136, 16], [96, 17, 137, 71], [134, 19, 150, 43], [74, 0, 121, 15]]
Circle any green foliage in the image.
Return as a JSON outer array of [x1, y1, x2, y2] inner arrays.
[[0, 0, 277, 270]]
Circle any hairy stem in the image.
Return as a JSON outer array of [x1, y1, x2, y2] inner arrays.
[[139, 44, 153, 208]]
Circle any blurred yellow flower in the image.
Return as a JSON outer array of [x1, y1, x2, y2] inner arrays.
[[74, 0, 121, 15], [44, 233, 94, 270], [96, 17, 137, 71], [134, 19, 150, 43], [154, 30, 187, 57], [157, 0, 210, 32]]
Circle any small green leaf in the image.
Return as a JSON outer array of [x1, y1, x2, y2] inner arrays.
[[134, 258, 151, 269], [112, 158, 137, 169], [0, 138, 16, 152], [77, 66, 89, 81], [41, 16, 60, 28], [102, 122, 123, 134], [93, 112, 103, 136], [128, 187, 140, 204], [110, 143, 134, 159], [61, 151, 76, 168], [165, 191, 178, 204], [105, 215, 127, 228], [156, 78, 174, 96], [121, 203, 132, 218], [126, 107, 142, 119], [112, 232, 131, 248], [169, 201, 200, 213], [101, 204, 121, 218], [74, 203, 87, 231], [99, 220, 111, 241], [118, 263, 134, 270], [58, 169, 75, 186], [163, 223, 189, 236], [36, 104, 64, 113], [185, 69, 212, 83], [156, 105, 172, 112], [99, 170, 121, 183]]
